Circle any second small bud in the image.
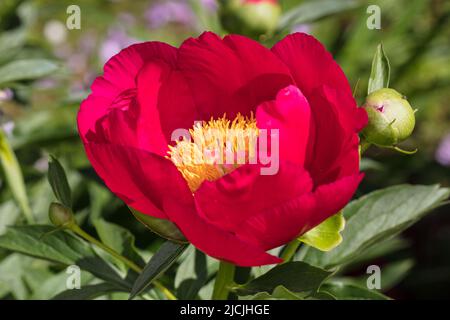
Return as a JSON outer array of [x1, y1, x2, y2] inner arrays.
[[218, 0, 281, 38], [49, 202, 76, 228], [361, 88, 416, 148]]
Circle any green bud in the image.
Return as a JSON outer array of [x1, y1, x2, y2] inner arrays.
[[362, 88, 416, 147], [49, 202, 76, 228], [219, 0, 281, 38]]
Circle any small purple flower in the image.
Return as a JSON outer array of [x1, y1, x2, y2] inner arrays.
[[100, 29, 138, 64], [145, 1, 195, 29], [201, 0, 218, 12], [292, 24, 311, 34], [0, 88, 13, 102], [436, 133, 450, 167], [1, 121, 14, 137], [34, 157, 49, 173]]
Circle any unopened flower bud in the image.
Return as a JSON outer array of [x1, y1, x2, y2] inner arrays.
[[362, 88, 416, 147], [219, 0, 281, 38], [49, 202, 76, 228]]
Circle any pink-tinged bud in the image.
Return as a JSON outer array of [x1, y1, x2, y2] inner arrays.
[[362, 88, 416, 147], [219, 0, 281, 38]]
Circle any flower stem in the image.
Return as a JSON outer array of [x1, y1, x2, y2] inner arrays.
[[212, 261, 236, 300], [280, 239, 301, 263], [71, 224, 142, 273], [359, 138, 371, 155], [153, 282, 177, 300], [69, 223, 177, 300]]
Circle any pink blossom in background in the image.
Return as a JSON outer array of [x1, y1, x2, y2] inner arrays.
[[0, 88, 13, 102], [436, 133, 450, 167], [292, 24, 311, 34], [145, 1, 195, 29], [100, 28, 139, 64], [200, 0, 218, 12]]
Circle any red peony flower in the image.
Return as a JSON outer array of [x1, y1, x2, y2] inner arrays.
[[78, 32, 367, 267]]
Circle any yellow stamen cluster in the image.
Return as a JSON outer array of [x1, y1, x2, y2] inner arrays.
[[168, 113, 259, 192]]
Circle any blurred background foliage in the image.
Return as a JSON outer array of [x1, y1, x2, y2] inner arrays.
[[0, 0, 449, 299]]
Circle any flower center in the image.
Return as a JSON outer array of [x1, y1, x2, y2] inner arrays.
[[168, 113, 259, 192]]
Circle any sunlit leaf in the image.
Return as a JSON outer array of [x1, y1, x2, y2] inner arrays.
[[0, 59, 58, 86], [299, 211, 345, 251], [0, 128, 33, 223], [302, 184, 450, 269]]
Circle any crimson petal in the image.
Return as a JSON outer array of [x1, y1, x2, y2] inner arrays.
[[178, 32, 293, 120], [236, 174, 364, 251]]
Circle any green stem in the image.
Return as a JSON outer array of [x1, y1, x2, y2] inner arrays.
[[280, 239, 301, 263], [71, 224, 142, 273], [69, 224, 177, 300], [359, 138, 371, 155], [153, 281, 177, 301], [212, 261, 236, 300]]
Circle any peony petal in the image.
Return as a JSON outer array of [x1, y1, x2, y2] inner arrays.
[[256, 85, 311, 166], [161, 169, 282, 267], [101, 41, 177, 93], [236, 173, 364, 251], [178, 32, 293, 120], [157, 69, 198, 144], [272, 33, 352, 97], [194, 161, 313, 231], [78, 41, 178, 142], [164, 199, 282, 267], [305, 86, 364, 185], [82, 142, 184, 219], [83, 141, 280, 266]]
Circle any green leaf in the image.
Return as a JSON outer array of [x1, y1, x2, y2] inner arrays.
[[52, 283, 126, 300], [175, 246, 217, 299], [234, 261, 332, 296], [243, 285, 305, 300], [93, 218, 145, 271], [9, 105, 79, 149], [302, 184, 450, 269], [88, 183, 116, 222], [379, 259, 414, 291], [0, 254, 29, 299], [278, 0, 359, 32], [360, 158, 384, 171], [368, 43, 391, 94], [342, 237, 410, 272], [130, 208, 187, 243], [349, 259, 414, 292], [0, 59, 58, 85], [0, 200, 21, 235], [0, 28, 26, 65], [321, 280, 390, 300], [299, 211, 345, 251], [28, 270, 93, 300], [129, 241, 188, 299], [0, 225, 130, 290], [48, 156, 72, 208], [0, 128, 33, 223]]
